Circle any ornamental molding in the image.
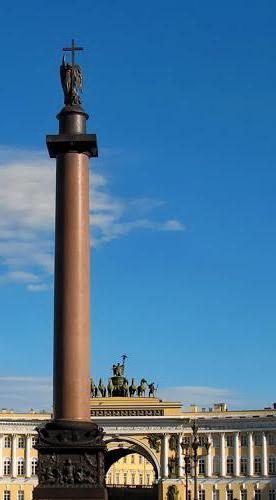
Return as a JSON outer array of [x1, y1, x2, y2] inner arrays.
[[194, 417, 276, 432], [102, 425, 186, 434], [196, 477, 276, 485], [91, 409, 164, 417], [0, 477, 38, 485], [0, 425, 38, 434], [0, 416, 276, 435]]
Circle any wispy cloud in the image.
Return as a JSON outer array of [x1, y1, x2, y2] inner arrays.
[[158, 386, 244, 409], [0, 378, 265, 412], [0, 376, 52, 412], [0, 146, 185, 291]]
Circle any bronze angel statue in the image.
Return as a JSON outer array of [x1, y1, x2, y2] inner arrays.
[[60, 55, 83, 106]]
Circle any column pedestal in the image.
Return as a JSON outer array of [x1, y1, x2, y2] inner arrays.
[[33, 421, 107, 500]]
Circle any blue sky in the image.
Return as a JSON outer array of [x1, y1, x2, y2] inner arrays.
[[0, 0, 275, 411]]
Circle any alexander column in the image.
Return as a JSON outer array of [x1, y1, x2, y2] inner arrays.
[[33, 41, 107, 500]]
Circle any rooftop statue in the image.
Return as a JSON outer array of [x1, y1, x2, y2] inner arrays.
[[60, 40, 83, 106], [91, 355, 157, 398], [112, 362, 125, 377], [112, 354, 127, 377]]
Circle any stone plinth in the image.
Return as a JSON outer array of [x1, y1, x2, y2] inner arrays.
[[33, 421, 107, 500]]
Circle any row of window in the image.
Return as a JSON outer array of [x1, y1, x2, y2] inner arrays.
[[3, 492, 24, 500], [3, 458, 37, 476], [122, 454, 145, 464], [185, 489, 275, 500], [3, 437, 37, 449], [2, 489, 276, 500], [197, 455, 276, 475], [4, 433, 276, 450], [107, 472, 152, 486], [183, 433, 276, 448], [3, 432, 276, 450]]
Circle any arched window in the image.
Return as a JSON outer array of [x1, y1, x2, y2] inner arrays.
[[4, 436, 11, 448], [198, 457, 205, 474], [255, 490, 261, 500], [17, 491, 24, 500], [269, 456, 276, 475], [226, 435, 234, 447], [240, 457, 248, 475], [254, 434, 262, 446], [226, 457, 234, 475], [17, 458, 25, 476], [269, 490, 276, 500], [31, 458, 38, 476], [254, 456, 262, 475], [17, 436, 25, 449], [3, 458, 11, 476], [268, 434, 276, 446], [241, 489, 247, 500], [31, 436, 37, 447]]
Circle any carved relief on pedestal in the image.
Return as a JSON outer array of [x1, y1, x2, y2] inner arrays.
[[37, 452, 105, 487], [35, 422, 106, 490]]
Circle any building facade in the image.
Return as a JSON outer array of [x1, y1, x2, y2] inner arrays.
[[0, 399, 276, 499]]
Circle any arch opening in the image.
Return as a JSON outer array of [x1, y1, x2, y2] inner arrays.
[[105, 437, 160, 498]]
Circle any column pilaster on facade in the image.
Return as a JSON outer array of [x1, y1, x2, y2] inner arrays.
[[26, 435, 31, 478], [262, 432, 268, 476], [0, 434, 4, 477], [220, 433, 226, 477], [248, 432, 254, 476], [206, 433, 212, 477], [161, 434, 169, 478], [177, 434, 184, 478], [234, 432, 240, 477], [11, 434, 17, 478]]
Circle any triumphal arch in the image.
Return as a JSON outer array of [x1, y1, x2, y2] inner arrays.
[[0, 362, 276, 500], [89, 361, 276, 499]]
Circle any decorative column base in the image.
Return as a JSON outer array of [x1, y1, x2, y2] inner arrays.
[[33, 421, 107, 500]]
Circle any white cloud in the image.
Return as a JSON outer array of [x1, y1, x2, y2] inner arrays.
[[0, 376, 52, 412], [158, 385, 243, 409], [161, 219, 185, 231], [0, 146, 185, 290], [0, 271, 40, 284], [0, 378, 262, 412]]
